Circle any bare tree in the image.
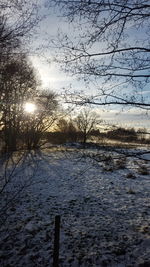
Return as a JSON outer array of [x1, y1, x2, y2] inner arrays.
[[0, 54, 58, 152], [0, 1, 54, 152], [49, 0, 150, 109], [75, 108, 99, 145]]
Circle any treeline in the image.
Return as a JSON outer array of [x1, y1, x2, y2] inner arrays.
[[103, 127, 150, 144], [45, 121, 150, 145]]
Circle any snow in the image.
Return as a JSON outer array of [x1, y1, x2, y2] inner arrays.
[[0, 146, 150, 266]]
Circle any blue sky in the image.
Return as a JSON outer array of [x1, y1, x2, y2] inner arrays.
[[29, 0, 150, 130]]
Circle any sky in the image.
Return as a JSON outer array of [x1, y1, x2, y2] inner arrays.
[[29, 0, 150, 130]]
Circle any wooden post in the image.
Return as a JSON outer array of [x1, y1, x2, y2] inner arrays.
[[53, 215, 61, 267]]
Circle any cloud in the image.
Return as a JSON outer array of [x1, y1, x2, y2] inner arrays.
[[137, 90, 150, 95], [30, 56, 72, 89], [94, 107, 150, 129]]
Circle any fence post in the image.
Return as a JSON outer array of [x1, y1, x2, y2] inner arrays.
[[53, 215, 61, 267]]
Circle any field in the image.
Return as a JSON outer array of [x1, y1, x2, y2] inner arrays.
[[0, 145, 150, 266]]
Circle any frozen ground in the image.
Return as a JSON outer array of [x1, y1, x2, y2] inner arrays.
[[0, 146, 150, 266]]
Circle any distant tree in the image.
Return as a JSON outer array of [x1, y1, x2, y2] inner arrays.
[[137, 128, 147, 142], [75, 109, 99, 145], [90, 129, 100, 137], [67, 120, 77, 142], [56, 118, 77, 143], [107, 127, 138, 142], [57, 119, 69, 134]]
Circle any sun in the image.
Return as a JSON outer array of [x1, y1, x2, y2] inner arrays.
[[24, 102, 36, 113]]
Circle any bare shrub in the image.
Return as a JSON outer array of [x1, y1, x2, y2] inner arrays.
[[137, 165, 149, 175], [126, 173, 136, 179], [103, 155, 115, 172], [115, 157, 126, 170]]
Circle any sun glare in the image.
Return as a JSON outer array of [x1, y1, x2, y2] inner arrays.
[[24, 102, 36, 113]]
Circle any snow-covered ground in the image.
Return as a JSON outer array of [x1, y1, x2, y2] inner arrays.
[[0, 146, 150, 266]]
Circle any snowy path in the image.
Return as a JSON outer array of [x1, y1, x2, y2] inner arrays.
[[0, 148, 150, 266]]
